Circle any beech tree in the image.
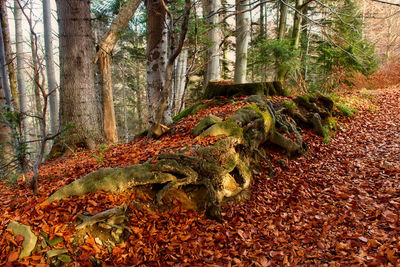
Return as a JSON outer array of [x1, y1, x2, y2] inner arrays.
[[14, 0, 29, 143], [234, 0, 250, 83], [0, 17, 13, 166], [147, 0, 191, 137], [204, 0, 221, 83], [95, 0, 142, 143], [43, 0, 58, 135], [0, 0, 18, 110], [52, 0, 106, 153]]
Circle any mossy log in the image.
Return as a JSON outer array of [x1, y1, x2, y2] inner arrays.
[[47, 95, 310, 221], [204, 81, 288, 99]]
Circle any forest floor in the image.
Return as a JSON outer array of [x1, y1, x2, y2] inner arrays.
[[0, 86, 399, 266]]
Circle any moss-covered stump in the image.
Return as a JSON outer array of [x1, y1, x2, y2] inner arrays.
[[204, 81, 288, 99]]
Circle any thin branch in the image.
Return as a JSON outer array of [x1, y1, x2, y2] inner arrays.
[[371, 0, 400, 7]]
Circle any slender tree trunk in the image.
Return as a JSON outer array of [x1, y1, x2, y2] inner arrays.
[[146, 0, 167, 131], [0, 1, 18, 110], [173, 48, 187, 115], [53, 0, 105, 153], [0, 18, 13, 163], [14, 0, 29, 143], [205, 0, 221, 83], [276, 0, 288, 81], [30, 28, 43, 135], [292, 0, 303, 49], [234, 0, 250, 84], [278, 0, 288, 40], [95, 0, 141, 143], [43, 0, 58, 135]]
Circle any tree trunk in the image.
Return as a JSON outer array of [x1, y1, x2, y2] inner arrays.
[[53, 0, 105, 153], [292, 0, 303, 49], [146, 0, 167, 136], [174, 49, 187, 115], [0, 20, 12, 162], [30, 26, 43, 135], [96, 0, 141, 143], [205, 0, 221, 83], [14, 0, 29, 143], [276, 0, 289, 82], [0, 1, 18, 110], [278, 0, 288, 40], [234, 0, 250, 84], [43, 0, 58, 135]]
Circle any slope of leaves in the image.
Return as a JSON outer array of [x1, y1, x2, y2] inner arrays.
[[0, 89, 399, 265]]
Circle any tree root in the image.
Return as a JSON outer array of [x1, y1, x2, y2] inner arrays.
[[46, 93, 335, 222]]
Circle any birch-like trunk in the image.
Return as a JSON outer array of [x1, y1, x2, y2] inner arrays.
[[53, 0, 105, 153], [96, 0, 141, 143], [234, 0, 250, 84], [146, 0, 167, 130], [205, 0, 221, 83], [174, 48, 187, 115], [14, 0, 29, 143], [43, 0, 58, 135], [0, 1, 18, 110], [292, 0, 303, 49]]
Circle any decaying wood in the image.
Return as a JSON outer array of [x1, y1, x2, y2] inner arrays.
[[76, 204, 128, 230]]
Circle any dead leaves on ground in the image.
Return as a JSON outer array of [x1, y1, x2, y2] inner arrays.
[[1, 91, 400, 265]]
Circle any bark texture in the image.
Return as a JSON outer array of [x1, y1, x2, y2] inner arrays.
[[205, 0, 221, 83], [96, 0, 141, 143], [43, 0, 59, 135], [234, 0, 250, 84], [53, 0, 105, 153], [146, 0, 167, 133], [292, 0, 303, 49], [0, 1, 18, 110], [0, 22, 12, 162], [14, 0, 29, 142]]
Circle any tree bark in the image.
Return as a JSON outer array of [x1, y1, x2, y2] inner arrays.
[[95, 0, 142, 143], [53, 0, 105, 153], [205, 0, 221, 83], [14, 0, 29, 143], [30, 32, 43, 137], [43, 0, 59, 135], [292, 0, 303, 49], [278, 0, 288, 40], [146, 0, 168, 136], [0, 1, 18, 110], [148, 0, 191, 138], [0, 20, 13, 162], [234, 0, 250, 84]]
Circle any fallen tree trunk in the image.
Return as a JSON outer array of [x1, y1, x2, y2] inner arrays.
[[47, 93, 333, 222]]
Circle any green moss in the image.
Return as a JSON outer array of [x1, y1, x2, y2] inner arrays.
[[335, 103, 357, 117], [173, 100, 221, 122], [322, 126, 330, 143], [282, 99, 297, 111], [191, 115, 222, 136], [201, 119, 243, 138], [327, 116, 337, 130], [173, 102, 203, 122], [223, 156, 237, 171], [241, 104, 274, 131]]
